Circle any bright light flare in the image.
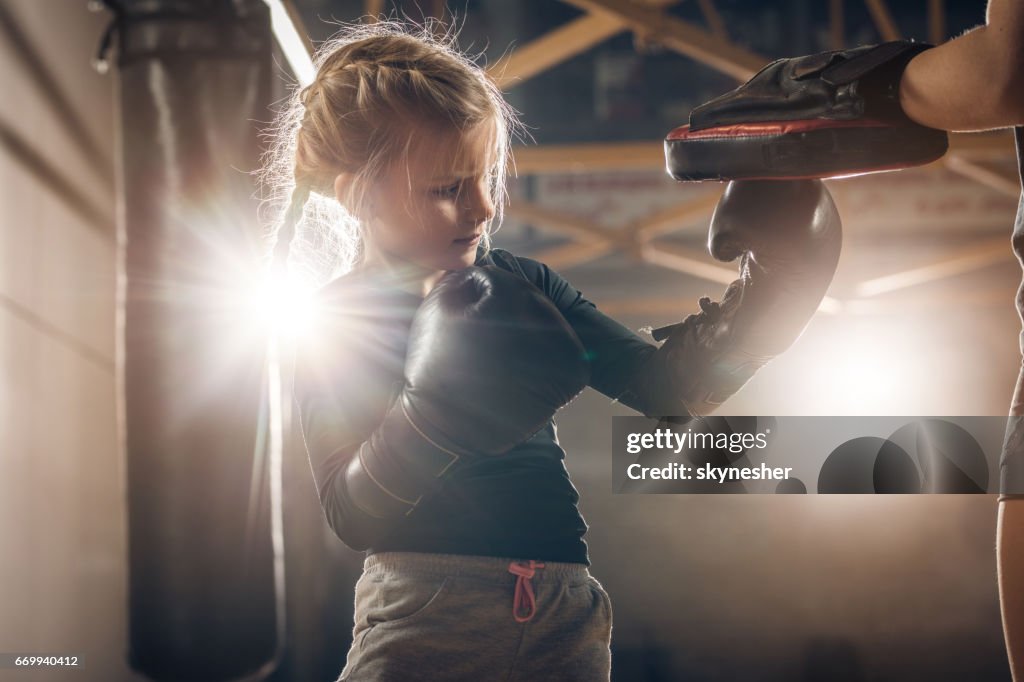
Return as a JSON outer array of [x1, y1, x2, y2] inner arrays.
[[782, 317, 933, 416], [244, 270, 317, 340], [827, 340, 905, 409]]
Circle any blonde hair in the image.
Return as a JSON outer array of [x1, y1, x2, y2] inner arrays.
[[259, 20, 521, 291]]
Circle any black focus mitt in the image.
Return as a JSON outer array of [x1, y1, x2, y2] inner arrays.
[[665, 41, 949, 181]]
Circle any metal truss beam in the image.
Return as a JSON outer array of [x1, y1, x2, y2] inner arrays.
[[559, 0, 765, 80], [855, 236, 1013, 298], [489, 13, 626, 89]]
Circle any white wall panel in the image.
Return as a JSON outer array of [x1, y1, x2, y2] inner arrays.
[[0, 2, 132, 680]]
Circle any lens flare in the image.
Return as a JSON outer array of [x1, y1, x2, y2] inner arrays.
[[245, 270, 316, 340], [791, 317, 930, 415]]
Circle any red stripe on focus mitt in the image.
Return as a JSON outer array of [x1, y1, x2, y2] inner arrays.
[[666, 118, 948, 181]]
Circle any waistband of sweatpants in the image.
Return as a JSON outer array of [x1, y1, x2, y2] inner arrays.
[[364, 552, 592, 586]]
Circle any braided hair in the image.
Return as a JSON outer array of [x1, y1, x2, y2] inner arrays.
[[258, 19, 521, 292]]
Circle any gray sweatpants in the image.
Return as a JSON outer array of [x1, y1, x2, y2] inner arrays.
[[338, 552, 613, 681]]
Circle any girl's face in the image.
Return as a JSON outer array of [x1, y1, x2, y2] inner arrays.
[[358, 122, 498, 291]]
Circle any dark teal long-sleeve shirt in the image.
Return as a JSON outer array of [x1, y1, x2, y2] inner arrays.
[[294, 247, 676, 565]]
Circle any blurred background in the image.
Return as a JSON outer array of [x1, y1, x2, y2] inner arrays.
[[1, 0, 1019, 680]]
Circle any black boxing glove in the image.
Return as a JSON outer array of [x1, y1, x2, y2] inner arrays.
[[665, 41, 948, 181], [643, 180, 841, 416], [345, 266, 589, 518]]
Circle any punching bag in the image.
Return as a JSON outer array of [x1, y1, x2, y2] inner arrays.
[[108, 1, 280, 679]]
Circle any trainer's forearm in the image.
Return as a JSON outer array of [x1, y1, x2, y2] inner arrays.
[[899, 0, 1024, 131], [999, 499, 1024, 681]]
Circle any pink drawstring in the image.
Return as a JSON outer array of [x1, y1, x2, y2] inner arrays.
[[508, 560, 545, 623]]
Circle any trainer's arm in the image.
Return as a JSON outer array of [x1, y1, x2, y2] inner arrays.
[[899, 0, 1024, 131], [1000, 499, 1024, 681]]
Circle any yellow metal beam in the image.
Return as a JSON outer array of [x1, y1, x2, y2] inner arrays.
[[855, 236, 1012, 298], [508, 200, 840, 314], [638, 243, 840, 314], [947, 130, 1017, 160], [696, 0, 728, 40], [513, 192, 722, 272], [506, 201, 622, 242], [830, 0, 844, 50], [844, 288, 1013, 315], [489, 0, 682, 90], [511, 141, 665, 174], [864, 0, 901, 41], [524, 240, 619, 271], [928, 0, 945, 44], [489, 14, 625, 89], [639, 241, 736, 284], [364, 0, 385, 22], [630, 190, 723, 240], [559, 0, 766, 81], [508, 132, 1015, 176], [944, 155, 1021, 198]]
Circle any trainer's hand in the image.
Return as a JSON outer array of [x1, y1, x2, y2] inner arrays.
[[346, 266, 590, 518], [693, 42, 931, 130]]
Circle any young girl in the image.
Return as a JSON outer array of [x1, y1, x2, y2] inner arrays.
[[262, 20, 840, 682]]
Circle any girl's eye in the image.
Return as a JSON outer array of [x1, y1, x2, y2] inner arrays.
[[433, 183, 460, 197]]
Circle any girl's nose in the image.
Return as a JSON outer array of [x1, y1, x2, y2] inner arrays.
[[463, 178, 495, 224]]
